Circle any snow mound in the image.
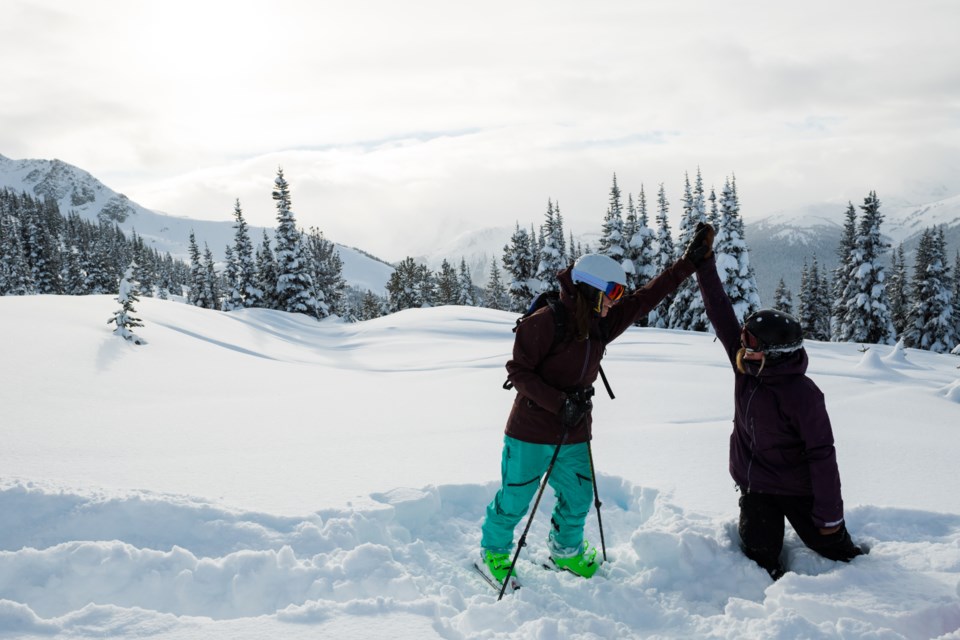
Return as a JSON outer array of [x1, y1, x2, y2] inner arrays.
[[2, 481, 959, 639], [941, 379, 960, 403]]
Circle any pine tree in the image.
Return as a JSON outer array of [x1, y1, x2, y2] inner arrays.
[[272, 168, 320, 318], [536, 200, 567, 292], [502, 222, 537, 312], [773, 278, 793, 314], [0, 213, 34, 295], [484, 255, 510, 311], [108, 263, 146, 345], [436, 259, 459, 305], [457, 258, 476, 306], [255, 230, 279, 309], [230, 199, 262, 309], [648, 183, 675, 328], [599, 173, 628, 267], [841, 191, 895, 345], [831, 202, 858, 341], [199, 243, 220, 310], [668, 170, 711, 331], [386, 257, 422, 311], [358, 290, 385, 320], [221, 245, 240, 311], [304, 227, 345, 318], [187, 230, 203, 306], [887, 243, 910, 338], [712, 177, 761, 324], [905, 227, 956, 352]]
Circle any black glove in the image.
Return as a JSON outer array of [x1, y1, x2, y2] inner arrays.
[[560, 388, 594, 429], [683, 222, 715, 267]]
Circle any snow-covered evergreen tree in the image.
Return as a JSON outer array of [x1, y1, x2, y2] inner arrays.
[[669, 170, 711, 330], [221, 245, 240, 311], [386, 257, 422, 311], [905, 227, 956, 352], [305, 227, 345, 318], [953, 250, 960, 353], [229, 199, 262, 310], [484, 256, 510, 311], [648, 184, 675, 328], [457, 258, 476, 306], [255, 230, 279, 310], [108, 263, 146, 345], [358, 290, 386, 320], [627, 185, 656, 291], [831, 202, 858, 341], [773, 278, 793, 314], [0, 213, 34, 295], [271, 168, 320, 318], [599, 174, 628, 269], [199, 243, 220, 310], [887, 243, 910, 338], [712, 177, 760, 324], [187, 231, 203, 306], [436, 259, 459, 305], [502, 222, 537, 312], [840, 191, 895, 345], [536, 200, 566, 292]]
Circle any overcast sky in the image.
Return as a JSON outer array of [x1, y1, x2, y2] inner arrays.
[[3, 0, 959, 260]]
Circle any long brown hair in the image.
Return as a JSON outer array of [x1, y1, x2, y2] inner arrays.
[[572, 283, 601, 341]]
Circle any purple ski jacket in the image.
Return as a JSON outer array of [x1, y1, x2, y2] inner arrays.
[[696, 256, 845, 528], [504, 258, 695, 446]]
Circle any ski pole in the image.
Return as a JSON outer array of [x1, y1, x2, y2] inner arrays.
[[587, 441, 607, 561], [498, 429, 569, 601]]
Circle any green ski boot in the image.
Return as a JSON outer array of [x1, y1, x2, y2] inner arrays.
[[478, 549, 518, 586], [550, 540, 600, 578]]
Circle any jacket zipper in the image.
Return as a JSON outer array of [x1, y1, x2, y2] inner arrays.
[[743, 380, 761, 493]]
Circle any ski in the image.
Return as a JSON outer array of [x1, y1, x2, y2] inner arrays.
[[472, 562, 521, 593]]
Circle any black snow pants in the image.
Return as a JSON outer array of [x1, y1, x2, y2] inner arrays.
[[738, 490, 864, 580]]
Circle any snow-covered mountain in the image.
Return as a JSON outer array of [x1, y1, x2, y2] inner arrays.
[[0, 154, 394, 295]]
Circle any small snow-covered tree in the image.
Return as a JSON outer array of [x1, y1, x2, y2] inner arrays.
[[798, 256, 830, 341], [648, 183, 675, 328], [457, 258, 476, 306], [599, 173, 628, 266], [887, 243, 910, 338], [502, 222, 537, 312], [712, 177, 760, 324], [228, 199, 262, 309], [255, 230, 279, 310], [108, 263, 146, 345], [484, 255, 510, 311], [905, 227, 956, 352], [436, 259, 459, 305], [773, 278, 793, 314], [386, 257, 422, 311], [831, 203, 859, 341], [537, 200, 567, 292]]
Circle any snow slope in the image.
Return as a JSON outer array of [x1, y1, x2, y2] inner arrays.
[[1, 296, 959, 639]]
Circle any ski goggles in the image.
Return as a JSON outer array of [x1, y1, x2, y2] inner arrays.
[[604, 281, 625, 301]]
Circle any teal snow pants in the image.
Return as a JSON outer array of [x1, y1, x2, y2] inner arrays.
[[481, 435, 595, 554]]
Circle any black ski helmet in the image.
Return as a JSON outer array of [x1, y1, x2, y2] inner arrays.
[[741, 308, 803, 357]]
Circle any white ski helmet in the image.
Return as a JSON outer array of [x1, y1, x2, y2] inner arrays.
[[571, 254, 627, 298]]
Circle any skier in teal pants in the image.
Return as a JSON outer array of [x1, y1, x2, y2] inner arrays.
[[479, 233, 711, 585]]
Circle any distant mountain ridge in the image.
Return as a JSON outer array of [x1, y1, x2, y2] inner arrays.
[[0, 154, 394, 295]]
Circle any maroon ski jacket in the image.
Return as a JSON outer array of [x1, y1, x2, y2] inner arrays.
[[503, 258, 695, 445], [696, 256, 845, 528]]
